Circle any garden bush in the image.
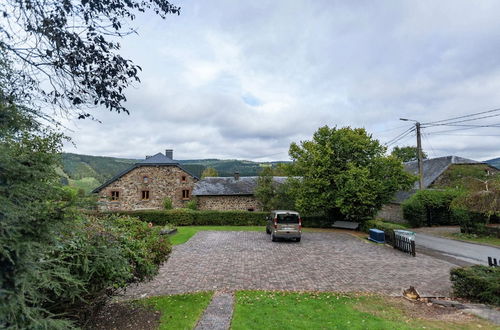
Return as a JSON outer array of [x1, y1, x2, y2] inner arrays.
[[103, 210, 332, 228], [402, 189, 465, 227], [450, 265, 500, 306], [42, 214, 172, 323], [163, 197, 173, 210], [360, 219, 409, 233]]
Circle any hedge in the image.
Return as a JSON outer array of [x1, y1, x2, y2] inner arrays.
[[450, 265, 500, 306], [402, 189, 465, 227], [360, 219, 410, 233], [102, 209, 332, 228]]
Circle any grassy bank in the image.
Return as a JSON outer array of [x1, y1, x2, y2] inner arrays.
[[231, 291, 495, 329]]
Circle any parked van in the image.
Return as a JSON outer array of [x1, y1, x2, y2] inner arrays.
[[266, 210, 302, 242]]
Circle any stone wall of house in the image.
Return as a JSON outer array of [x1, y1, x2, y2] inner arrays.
[[97, 165, 196, 211], [376, 203, 407, 223], [196, 195, 262, 211]]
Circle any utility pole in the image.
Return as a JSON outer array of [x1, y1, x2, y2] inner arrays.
[[400, 118, 424, 190]]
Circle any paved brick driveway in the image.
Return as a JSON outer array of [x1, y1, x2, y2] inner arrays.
[[123, 231, 454, 299]]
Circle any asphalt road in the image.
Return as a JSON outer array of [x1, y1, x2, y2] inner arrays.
[[416, 233, 500, 266]]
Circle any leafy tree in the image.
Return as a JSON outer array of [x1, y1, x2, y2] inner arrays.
[[255, 167, 296, 211], [201, 167, 219, 178], [255, 167, 276, 211], [288, 126, 415, 222], [0, 0, 180, 117], [391, 146, 427, 162]]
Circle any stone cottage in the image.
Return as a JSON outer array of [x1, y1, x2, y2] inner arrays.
[[377, 155, 499, 222], [92, 150, 198, 211], [193, 174, 288, 211], [92, 150, 288, 212]]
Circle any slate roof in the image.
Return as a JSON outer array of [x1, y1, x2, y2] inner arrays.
[[391, 155, 482, 204], [193, 176, 289, 196], [138, 152, 179, 165], [404, 155, 479, 189], [92, 152, 198, 193]]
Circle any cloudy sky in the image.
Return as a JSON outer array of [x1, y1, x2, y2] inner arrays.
[[62, 0, 500, 161]]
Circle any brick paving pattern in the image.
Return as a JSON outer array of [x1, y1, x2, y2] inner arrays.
[[195, 291, 234, 330], [123, 231, 454, 299]]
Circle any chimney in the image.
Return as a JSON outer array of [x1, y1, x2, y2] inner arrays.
[[234, 171, 240, 180], [165, 149, 173, 159]]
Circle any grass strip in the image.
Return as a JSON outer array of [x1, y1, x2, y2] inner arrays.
[[445, 233, 500, 247], [168, 226, 354, 245], [142, 292, 213, 330], [231, 291, 495, 330]]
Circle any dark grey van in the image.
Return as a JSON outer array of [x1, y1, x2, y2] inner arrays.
[[266, 210, 302, 242]]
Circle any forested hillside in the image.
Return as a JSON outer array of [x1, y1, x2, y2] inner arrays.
[[486, 157, 500, 169], [60, 153, 286, 193]]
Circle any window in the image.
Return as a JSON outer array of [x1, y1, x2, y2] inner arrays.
[[143, 176, 149, 183], [141, 190, 150, 200], [181, 175, 187, 182], [111, 191, 120, 201], [182, 189, 190, 200], [247, 208, 255, 212]]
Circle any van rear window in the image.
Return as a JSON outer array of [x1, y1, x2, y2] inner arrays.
[[277, 214, 299, 224]]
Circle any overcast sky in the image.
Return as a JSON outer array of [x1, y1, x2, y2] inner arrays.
[[62, 0, 500, 161]]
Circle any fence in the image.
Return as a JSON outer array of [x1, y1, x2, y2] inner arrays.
[[487, 257, 498, 267], [384, 230, 415, 257]]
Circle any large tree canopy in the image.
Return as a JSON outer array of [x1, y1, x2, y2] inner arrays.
[[0, 0, 180, 118], [391, 145, 427, 162], [288, 126, 415, 222]]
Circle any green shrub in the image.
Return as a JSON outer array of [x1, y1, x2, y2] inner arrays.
[[450, 265, 500, 306], [42, 214, 171, 323], [102, 210, 332, 228], [185, 199, 197, 210], [361, 219, 409, 233], [163, 197, 173, 210], [402, 189, 465, 227]]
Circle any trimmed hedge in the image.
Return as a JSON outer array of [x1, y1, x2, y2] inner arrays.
[[102, 209, 331, 228], [402, 189, 465, 227], [360, 219, 410, 233], [450, 265, 500, 306]]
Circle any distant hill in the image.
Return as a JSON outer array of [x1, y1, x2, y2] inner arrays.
[[486, 157, 500, 169], [60, 153, 287, 193]]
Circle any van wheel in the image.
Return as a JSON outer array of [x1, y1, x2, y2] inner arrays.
[[271, 233, 277, 242], [266, 227, 271, 234], [296, 237, 301, 242]]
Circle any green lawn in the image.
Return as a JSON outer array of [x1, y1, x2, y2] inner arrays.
[[169, 226, 264, 245], [142, 292, 213, 329], [168, 226, 346, 245], [445, 232, 500, 247], [231, 291, 495, 330]]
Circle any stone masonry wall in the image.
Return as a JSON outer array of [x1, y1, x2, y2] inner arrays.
[[376, 203, 407, 223], [97, 165, 196, 211], [196, 195, 262, 211]]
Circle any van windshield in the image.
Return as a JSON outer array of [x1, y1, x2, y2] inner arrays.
[[276, 214, 299, 224]]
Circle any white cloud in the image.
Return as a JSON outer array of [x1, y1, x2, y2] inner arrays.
[[62, 0, 500, 162]]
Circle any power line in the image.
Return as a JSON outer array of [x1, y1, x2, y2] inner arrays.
[[424, 126, 491, 134], [385, 127, 415, 147], [372, 124, 413, 134], [384, 127, 414, 146], [422, 107, 500, 125], [426, 133, 500, 137], [423, 133, 437, 158], [422, 112, 500, 127]]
